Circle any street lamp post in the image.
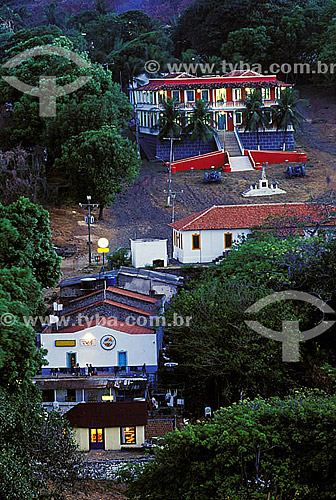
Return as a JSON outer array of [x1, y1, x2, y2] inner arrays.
[[79, 196, 99, 264]]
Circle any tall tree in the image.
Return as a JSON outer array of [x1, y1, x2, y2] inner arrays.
[[56, 125, 140, 220], [187, 99, 215, 155], [0, 197, 60, 288], [242, 89, 267, 150], [271, 87, 306, 150]]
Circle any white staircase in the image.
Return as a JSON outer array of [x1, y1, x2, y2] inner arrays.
[[218, 131, 242, 156], [229, 156, 254, 172]]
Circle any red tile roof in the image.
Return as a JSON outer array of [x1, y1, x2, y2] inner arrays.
[[68, 286, 159, 305], [56, 317, 154, 335], [170, 203, 336, 231], [64, 300, 154, 317], [138, 73, 291, 91], [107, 286, 159, 303]]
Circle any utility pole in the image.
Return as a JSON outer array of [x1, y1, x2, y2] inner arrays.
[[79, 195, 99, 264], [164, 189, 183, 223], [135, 112, 141, 158], [163, 137, 181, 207]]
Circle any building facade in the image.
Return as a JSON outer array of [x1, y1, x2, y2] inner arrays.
[[131, 71, 293, 159], [65, 401, 147, 451], [170, 203, 335, 264]]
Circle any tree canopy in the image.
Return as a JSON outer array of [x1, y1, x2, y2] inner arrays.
[[126, 391, 336, 500]]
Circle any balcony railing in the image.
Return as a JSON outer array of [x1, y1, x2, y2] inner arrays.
[[135, 100, 276, 111]]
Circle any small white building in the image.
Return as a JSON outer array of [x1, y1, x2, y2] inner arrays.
[[170, 203, 335, 264], [131, 238, 168, 268]]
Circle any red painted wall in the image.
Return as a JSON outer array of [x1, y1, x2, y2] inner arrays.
[[227, 111, 234, 131], [246, 150, 307, 168], [169, 149, 307, 173], [170, 150, 227, 172]]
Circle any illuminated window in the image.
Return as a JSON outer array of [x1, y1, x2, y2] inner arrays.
[[216, 89, 226, 102], [262, 88, 271, 100], [121, 426, 136, 444], [192, 234, 200, 250], [233, 88, 241, 101], [224, 233, 233, 249], [275, 87, 281, 100]]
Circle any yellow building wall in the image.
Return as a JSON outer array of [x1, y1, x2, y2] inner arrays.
[[105, 427, 121, 450], [74, 426, 145, 451], [74, 428, 89, 451], [136, 425, 145, 446]]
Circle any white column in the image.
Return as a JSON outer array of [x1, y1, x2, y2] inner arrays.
[[81, 389, 85, 402]]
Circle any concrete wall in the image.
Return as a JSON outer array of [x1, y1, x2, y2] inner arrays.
[[131, 239, 168, 268], [238, 130, 295, 151], [117, 275, 178, 302], [173, 228, 251, 263], [157, 136, 217, 161], [41, 325, 157, 370]]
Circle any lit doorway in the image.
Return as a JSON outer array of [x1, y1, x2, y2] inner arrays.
[[90, 428, 104, 450], [66, 352, 77, 371]]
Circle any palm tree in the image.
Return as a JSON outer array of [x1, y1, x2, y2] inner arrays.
[[271, 87, 306, 151], [242, 89, 268, 150], [158, 98, 182, 206], [187, 100, 216, 155]]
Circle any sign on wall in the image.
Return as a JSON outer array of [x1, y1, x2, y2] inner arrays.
[[100, 335, 116, 351], [55, 340, 76, 347], [80, 339, 96, 347]]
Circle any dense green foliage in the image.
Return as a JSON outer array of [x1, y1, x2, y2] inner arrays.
[[126, 392, 336, 500], [164, 230, 336, 414], [0, 197, 80, 500], [0, 25, 139, 205], [57, 125, 140, 218], [0, 389, 82, 500]]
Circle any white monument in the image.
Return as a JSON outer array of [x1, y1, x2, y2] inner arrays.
[[242, 163, 286, 197]]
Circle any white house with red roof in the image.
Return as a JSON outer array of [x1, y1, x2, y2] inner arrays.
[[131, 71, 294, 160], [170, 203, 335, 264]]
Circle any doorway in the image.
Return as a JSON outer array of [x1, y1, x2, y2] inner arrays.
[[118, 351, 128, 372], [90, 428, 104, 450], [66, 352, 77, 371], [217, 113, 227, 131]]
